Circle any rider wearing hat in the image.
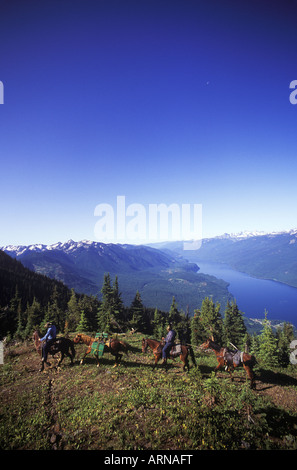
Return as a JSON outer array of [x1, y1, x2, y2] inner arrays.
[[162, 323, 176, 364], [40, 321, 57, 370]]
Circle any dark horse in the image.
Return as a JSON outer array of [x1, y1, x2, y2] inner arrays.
[[142, 337, 196, 372], [73, 333, 130, 367], [200, 338, 257, 389], [33, 330, 76, 371]]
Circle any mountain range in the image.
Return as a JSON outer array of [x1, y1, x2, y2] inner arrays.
[[1, 240, 230, 313], [154, 229, 297, 288]]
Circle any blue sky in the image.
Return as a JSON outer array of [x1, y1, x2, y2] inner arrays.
[[1, 0, 297, 246]]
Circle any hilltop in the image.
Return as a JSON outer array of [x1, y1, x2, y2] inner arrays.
[[1, 333, 297, 451]]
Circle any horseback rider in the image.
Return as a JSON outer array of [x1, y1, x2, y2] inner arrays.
[[162, 323, 176, 364], [40, 321, 57, 370]]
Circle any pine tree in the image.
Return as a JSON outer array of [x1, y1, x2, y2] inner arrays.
[[168, 296, 180, 326], [97, 273, 113, 331], [152, 308, 166, 339], [76, 310, 90, 332], [48, 285, 64, 332], [200, 297, 223, 342], [258, 311, 280, 368], [129, 291, 145, 332], [190, 310, 205, 346], [276, 322, 295, 367], [111, 276, 124, 327], [223, 299, 247, 348], [66, 289, 81, 332], [24, 297, 42, 337]]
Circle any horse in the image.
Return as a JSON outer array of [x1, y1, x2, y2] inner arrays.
[[200, 338, 257, 389], [142, 337, 196, 372], [73, 333, 130, 367], [33, 330, 76, 371]]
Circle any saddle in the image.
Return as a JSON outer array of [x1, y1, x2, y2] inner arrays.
[[49, 338, 59, 354], [223, 348, 243, 367], [159, 341, 182, 357], [169, 343, 182, 357]]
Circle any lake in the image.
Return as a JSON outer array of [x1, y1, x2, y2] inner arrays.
[[196, 261, 297, 328]]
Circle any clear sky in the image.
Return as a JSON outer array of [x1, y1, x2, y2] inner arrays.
[[1, 0, 297, 246]]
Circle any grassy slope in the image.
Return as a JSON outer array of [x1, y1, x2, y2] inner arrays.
[[1, 333, 297, 451]]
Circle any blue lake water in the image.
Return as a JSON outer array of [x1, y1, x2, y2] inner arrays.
[[196, 261, 297, 328]]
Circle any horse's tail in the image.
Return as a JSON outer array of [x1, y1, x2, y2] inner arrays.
[[188, 344, 197, 367]]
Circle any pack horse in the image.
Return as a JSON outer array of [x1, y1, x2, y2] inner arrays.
[[73, 333, 130, 367], [200, 338, 257, 389]]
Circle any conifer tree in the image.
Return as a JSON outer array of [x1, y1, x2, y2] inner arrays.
[[97, 273, 113, 331], [258, 311, 279, 368], [275, 322, 295, 367], [200, 297, 223, 343], [24, 297, 42, 337], [48, 285, 64, 332], [152, 308, 166, 339], [190, 311, 205, 346], [168, 296, 180, 326], [129, 291, 145, 332], [111, 276, 124, 327], [76, 310, 90, 332], [223, 299, 247, 348], [66, 289, 81, 332]]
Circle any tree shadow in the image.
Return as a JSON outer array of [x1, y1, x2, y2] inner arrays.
[[257, 368, 297, 389]]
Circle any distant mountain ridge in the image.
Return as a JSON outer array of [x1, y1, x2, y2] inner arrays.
[[1, 240, 231, 313], [155, 229, 297, 288]]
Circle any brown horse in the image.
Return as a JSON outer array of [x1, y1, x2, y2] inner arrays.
[[200, 338, 257, 389], [33, 330, 75, 370], [73, 333, 129, 367], [142, 337, 196, 372]]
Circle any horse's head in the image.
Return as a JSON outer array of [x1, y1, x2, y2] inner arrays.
[[73, 334, 83, 344], [142, 338, 148, 353]]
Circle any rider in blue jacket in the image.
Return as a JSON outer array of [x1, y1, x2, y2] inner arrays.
[[40, 322, 57, 370], [162, 324, 176, 364]]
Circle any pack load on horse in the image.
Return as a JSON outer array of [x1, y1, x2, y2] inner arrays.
[[73, 332, 130, 367], [200, 338, 257, 389], [33, 323, 75, 371], [142, 336, 196, 372]]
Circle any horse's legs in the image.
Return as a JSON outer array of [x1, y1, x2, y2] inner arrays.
[[94, 352, 100, 367], [57, 352, 64, 367], [113, 353, 123, 367], [152, 354, 161, 370], [243, 363, 255, 389], [64, 350, 74, 365], [214, 362, 222, 375], [80, 347, 91, 365]]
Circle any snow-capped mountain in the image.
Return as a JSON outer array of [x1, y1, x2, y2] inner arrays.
[[214, 228, 297, 240]]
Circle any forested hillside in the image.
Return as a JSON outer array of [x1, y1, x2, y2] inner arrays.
[[2, 240, 231, 313], [159, 230, 297, 288]]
